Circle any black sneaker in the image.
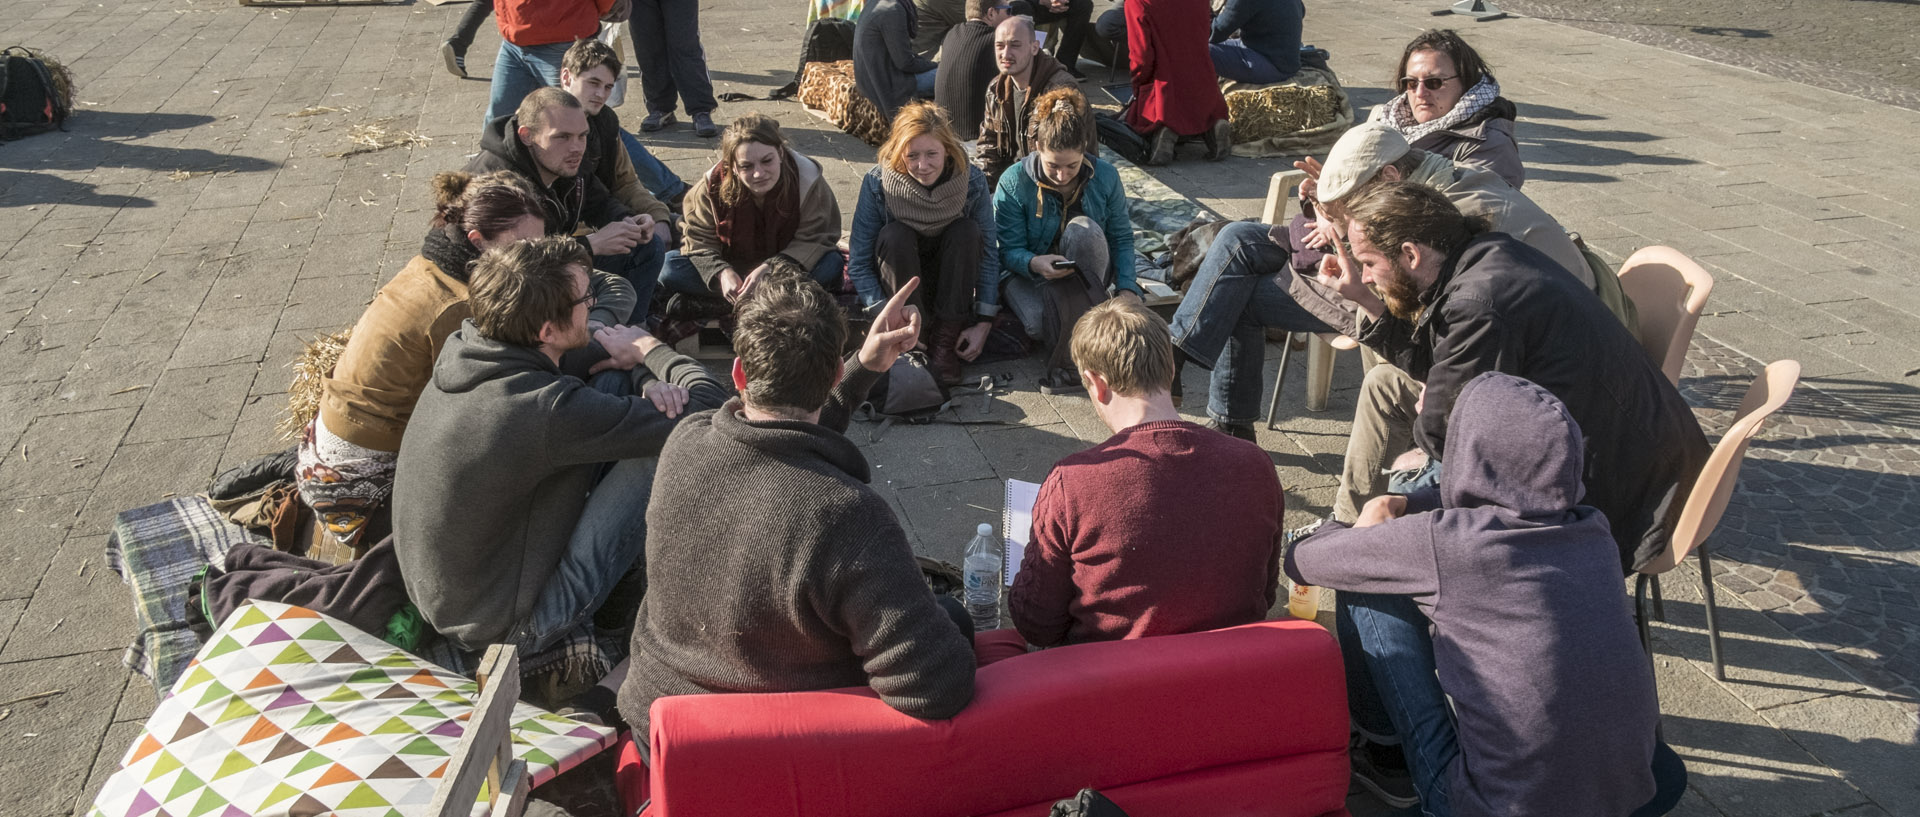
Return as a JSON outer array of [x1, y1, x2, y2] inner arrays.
[[1349, 736, 1419, 809], [1147, 126, 1178, 166], [665, 292, 734, 322], [1205, 419, 1257, 442], [1203, 117, 1232, 161], [1038, 368, 1084, 395], [1284, 516, 1328, 547], [440, 40, 466, 79]]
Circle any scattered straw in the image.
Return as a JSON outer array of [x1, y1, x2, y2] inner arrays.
[[284, 105, 348, 118], [1224, 84, 1343, 143], [278, 328, 352, 440], [325, 120, 431, 159], [167, 169, 216, 181]]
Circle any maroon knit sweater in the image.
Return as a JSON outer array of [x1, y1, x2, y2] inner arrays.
[[1009, 420, 1283, 646]]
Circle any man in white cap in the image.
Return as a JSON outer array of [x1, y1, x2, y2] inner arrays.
[[1165, 123, 1624, 524]]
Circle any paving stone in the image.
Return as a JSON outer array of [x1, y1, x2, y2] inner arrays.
[[0, 321, 92, 387], [0, 653, 132, 811], [1763, 692, 1920, 815], [124, 362, 256, 444], [0, 491, 88, 603], [1, 534, 130, 662], [861, 422, 994, 491], [74, 436, 226, 539], [0, 598, 26, 657], [1648, 561, 1871, 712], [221, 391, 291, 474], [276, 272, 376, 332], [893, 477, 1006, 567], [0, 409, 134, 501], [79, 719, 144, 817], [165, 304, 278, 370]]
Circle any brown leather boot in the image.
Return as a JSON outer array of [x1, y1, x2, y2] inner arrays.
[[927, 319, 965, 387]]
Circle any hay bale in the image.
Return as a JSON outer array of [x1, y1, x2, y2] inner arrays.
[[1225, 83, 1343, 144], [277, 328, 352, 441]]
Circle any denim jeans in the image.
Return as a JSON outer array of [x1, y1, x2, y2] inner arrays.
[[1337, 591, 1457, 817], [1210, 40, 1292, 85], [657, 249, 847, 297], [485, 40, 569, 128], [595, 232, 670, 323], [513, 456, 657, 654], [915, 67, 939, 99], [628, 0, 717, 116], [620, 129, 689, 202], [1388, 459, 1443, 496], [1166, 220, 1334, 424]]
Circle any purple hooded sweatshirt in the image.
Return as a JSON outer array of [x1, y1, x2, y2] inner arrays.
[[1286, 372, 1660, 817]]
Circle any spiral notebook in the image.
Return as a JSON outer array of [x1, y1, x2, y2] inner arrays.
[[1002, 479, 1042, 587]]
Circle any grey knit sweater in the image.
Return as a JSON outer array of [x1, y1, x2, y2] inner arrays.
[[619, 360, 976, 742]]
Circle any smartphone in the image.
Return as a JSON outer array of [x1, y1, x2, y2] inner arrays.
[[1050, 259, 1078, 270]]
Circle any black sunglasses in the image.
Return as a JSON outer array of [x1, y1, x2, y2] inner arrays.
[[1399, 75, 1457, 92]]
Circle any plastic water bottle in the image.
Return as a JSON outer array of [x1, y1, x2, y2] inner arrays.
[[962, 523, 1001, 632], [1288, 580, 1319, 621]]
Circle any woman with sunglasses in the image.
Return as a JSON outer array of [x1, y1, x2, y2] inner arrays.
[[1370, 29, 1524, 189]]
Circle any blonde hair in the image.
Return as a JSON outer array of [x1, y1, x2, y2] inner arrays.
[[877, 102, 966, 179], [1070, 299, 1176, 397]]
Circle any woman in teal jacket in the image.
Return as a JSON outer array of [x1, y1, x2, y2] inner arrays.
[[995, 85, 1139, 392]]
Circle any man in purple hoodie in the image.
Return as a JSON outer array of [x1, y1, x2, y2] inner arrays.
[[1286, 372, 1686, 817]]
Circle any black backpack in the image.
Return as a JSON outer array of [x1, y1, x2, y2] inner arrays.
[[768, 18, 858, 99], [0, 47, 72, 142]]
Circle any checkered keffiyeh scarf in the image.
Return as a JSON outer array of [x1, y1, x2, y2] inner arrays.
[[106, 496, 265, 687], [1381, 75, 1501, 145]]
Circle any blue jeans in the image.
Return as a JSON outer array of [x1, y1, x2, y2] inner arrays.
[[1210, 40, 1293, 85], [915, 67, 939, 99], [1389, 459, 1444, 496], [485, 40, 569, 128], [628, 0, 717, 116], [620, 129, 689, 202], [1338, 591, 1458, 817], [595, 232, 671, 323], [514, 455, 657, 653], [657, 249, 847, 297], [1167, 221, 1334, 424]]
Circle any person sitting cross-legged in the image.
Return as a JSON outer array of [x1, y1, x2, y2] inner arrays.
[[847, 101, 1002, 386], [615, 274, 977, 755], [1287, 371, 1687, 816], [392, 236, 727, 656], [1009, 299, 1282, 648], [995, 85, 1137, 394], [658, 113, 845, 320]]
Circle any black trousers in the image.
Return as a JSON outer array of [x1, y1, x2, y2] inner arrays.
[[447, 0, 495, 52], [1012, 0, 1094, 72], [874, 219, 983, 324]]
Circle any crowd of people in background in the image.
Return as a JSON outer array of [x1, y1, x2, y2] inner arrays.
[[266, 2, 1715, 813]]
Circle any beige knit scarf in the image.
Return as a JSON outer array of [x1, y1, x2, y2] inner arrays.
[[880, 167, 969, 237]]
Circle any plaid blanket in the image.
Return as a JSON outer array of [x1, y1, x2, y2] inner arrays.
[[104, 496, 264, 688]]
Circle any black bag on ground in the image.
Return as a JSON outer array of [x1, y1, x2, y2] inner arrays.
[[0, 47, 72, 142], [862, 350, 950, 421], [769, 18, 858, 99], [1049, 789, 1131, 817], [1094, 111, 1148, 164]]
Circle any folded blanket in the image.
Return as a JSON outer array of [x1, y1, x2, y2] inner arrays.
[[105, 496, 265, 688]]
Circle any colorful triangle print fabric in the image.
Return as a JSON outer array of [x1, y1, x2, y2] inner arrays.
[[90, 602, 615, 817]]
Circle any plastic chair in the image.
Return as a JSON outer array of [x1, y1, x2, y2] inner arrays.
[[1257, 170, 1368, 429], [428, 645, 532, 817], [1617, 245, 1715, 387], [1634, 360, 1801, 682]]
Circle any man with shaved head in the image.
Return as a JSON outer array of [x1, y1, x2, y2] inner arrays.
[[975, 15, 1078, 183]]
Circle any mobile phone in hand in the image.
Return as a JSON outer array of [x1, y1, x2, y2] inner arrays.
[[1050, 259, 1078, 270]]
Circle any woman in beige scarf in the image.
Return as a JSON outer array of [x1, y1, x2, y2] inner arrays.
[[846, 102, 1003, 385]]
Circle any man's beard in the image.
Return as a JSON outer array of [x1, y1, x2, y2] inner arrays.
[[1376, 258, 1426, 321]]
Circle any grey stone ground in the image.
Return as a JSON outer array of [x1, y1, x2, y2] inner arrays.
[[0, 0, 1916, 814]]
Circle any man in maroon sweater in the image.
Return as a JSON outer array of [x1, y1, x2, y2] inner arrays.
[[1010, 300, 1283, 646]]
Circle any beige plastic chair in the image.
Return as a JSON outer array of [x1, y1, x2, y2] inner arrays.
[[429, 645, 531, 817], [1635, 359, 1801, 681], [1618, 245, 1715, 387], [1257, 170, 1370, 428]]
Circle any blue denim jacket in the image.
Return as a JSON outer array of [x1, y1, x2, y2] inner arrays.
[[847, 164, 1003, 316], [994, 153, 1139, 296]]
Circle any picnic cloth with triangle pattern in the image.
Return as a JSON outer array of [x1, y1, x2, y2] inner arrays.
[[88, 601, 616, 817]]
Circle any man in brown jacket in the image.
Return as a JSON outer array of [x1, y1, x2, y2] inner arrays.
[[975, 15, 1079, 183]]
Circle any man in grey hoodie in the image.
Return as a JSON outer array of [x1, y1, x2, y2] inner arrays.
[[392, 236, 728, 654], [1287, 372, 1685, 817]]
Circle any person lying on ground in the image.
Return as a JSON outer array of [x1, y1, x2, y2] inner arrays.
[[995, 85, 1138, 394], [1372, 28, 1523, 189], [1010, 299, 1282, 648], [1208, 0, 1305, 85], [392, 235, 727, 655], [1322, 182, 1708, 573], [299, 171, 634, 550], [658, 113, 844, 320], [616, 274, 976, 751], [468, 87, 667, 322], [933, 0, 1014, 140], [975, 15, 1080, 183], [560, 39, 679, 239], [847, 102, 1001, 386], [855, 0, 941, 123], [1166, 121, 1605, 449], [1124, 0, 1232, 164], [1287, 371, 1686, 817]]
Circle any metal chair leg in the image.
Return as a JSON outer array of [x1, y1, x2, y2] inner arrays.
[[1265, 332, 1297, 430], [1698, 542, 1726, 681], [1634, 573, 1653, 663], [1650, 574, 1666, 622]]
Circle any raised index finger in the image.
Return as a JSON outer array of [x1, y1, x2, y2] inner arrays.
[[877, 277, 920, 329]]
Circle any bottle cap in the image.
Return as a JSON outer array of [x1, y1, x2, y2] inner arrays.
[[977, 523, 993, 536]]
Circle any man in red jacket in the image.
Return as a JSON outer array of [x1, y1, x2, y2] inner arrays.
[[483, 0, 624, 126], [1124, 0, 1231, 164], [1009, 299, 1283, 647]]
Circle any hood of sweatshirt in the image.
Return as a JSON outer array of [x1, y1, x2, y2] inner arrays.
[[1441, 371, 1586, 517], [431, 320, 562, 395], [479, 114, 543, 181]]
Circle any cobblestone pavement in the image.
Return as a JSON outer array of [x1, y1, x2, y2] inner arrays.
[[1, 0, 1917, 814]]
